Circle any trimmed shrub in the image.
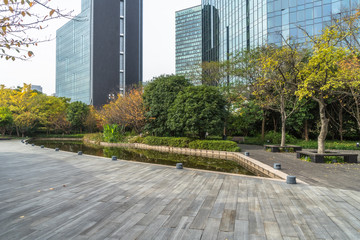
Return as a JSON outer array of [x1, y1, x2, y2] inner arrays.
[[128, 135, 145, 143], [143, 136, 192, 148], [189, 140, 241, 152], [264, 131, 297, 144], [167, 137, 193, 148]]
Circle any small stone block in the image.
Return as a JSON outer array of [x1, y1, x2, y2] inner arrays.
[[41, 145, 44, 148], [244, 152, 250, 156], [55, 148, 59, 151], [25, 142, 28, 145], [274, 163, 281, 170], [78, 151, 83, 155], [287, 176, 297, 184], [176, 163, 183, 169], [112, 156, 117, 161], [32, 144, 34, 147], [21, 140, 24, 143]]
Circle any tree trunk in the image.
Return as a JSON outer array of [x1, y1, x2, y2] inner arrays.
[[304, 119, 309, 141], [339, 106, 343, 142], [280, 114, 286, 147], [16, 126, 20, 137], [280, 96, 286, 147], [317, 100, 329, 154], [261, 110, 266, 141], [272, 114, 277, 132]]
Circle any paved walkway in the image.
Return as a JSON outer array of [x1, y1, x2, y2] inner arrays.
[[240, 145, 360, 191], [1, 140, 360, 239]]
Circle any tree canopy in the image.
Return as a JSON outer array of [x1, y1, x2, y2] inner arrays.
[[167, 85, 227, 139], [143, 75, 192, 136]]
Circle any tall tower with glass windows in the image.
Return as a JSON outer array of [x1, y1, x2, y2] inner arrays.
[[56, 0, 143, 106], [175, 6, 202, 76]]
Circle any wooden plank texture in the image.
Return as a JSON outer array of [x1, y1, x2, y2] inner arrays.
[[0, 140, 359, 240]]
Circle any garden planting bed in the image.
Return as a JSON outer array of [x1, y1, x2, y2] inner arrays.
[[264, 145, 302, 152], [296, 150, 358, 163]]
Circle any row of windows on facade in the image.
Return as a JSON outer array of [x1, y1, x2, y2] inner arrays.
[[176, 16, 202, 24], [176, 24, 202, 32], [176, 54, 202, 61]]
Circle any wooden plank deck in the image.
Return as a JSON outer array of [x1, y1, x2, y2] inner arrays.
[[1, 140, 360, 239]]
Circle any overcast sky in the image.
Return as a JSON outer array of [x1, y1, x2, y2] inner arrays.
[[0, 0, 201, 95]]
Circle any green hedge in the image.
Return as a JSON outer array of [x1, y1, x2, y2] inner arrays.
[[34, 134, 85, 138], [189, 140, 241, 152], [130, 136, 241, 152], [142, 136, 193, 148]]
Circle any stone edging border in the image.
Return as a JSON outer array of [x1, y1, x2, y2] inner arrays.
[[83, 139, 306, 183]]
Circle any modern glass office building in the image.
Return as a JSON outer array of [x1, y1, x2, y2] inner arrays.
[[175, 6, 202, 76], [177, 0, 359, 67], [56, 0, 143, 106]]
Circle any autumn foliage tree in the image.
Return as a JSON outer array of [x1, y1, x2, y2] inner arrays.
[[253, 44, 306, 146], [337, 55, 360, 131], [101, 88, 145, 134]]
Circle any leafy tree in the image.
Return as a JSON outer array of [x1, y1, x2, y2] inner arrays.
[[1, 0, 73, 60], [84, 105, 99, 133], [14, 111, 39, 137], [101, 88, 145, 134], [0, 106, 12, 135], [66, 101, 89, 133], [167, 85, 227, 139], [337, 55, 360, 131], [297, 27, 350, 153], [143, 75, 192, 136], [230, 47, 267, 139], [188, 61, 225, 86], [252, 44, 307, 146], [286, 99, 317, 141], [31, 94, 69, 134], [227, 100, 263, 137]]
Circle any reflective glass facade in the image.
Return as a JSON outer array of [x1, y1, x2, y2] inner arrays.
[[56, 4, 91, 104], [175, 6, 202, 76], [56, 0, 143, 106], [199, 0, 359, 63]]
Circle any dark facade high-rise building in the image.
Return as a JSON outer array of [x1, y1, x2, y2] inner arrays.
[[56, 0, 143, 106]]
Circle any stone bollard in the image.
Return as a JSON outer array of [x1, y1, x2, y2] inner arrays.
[[286, 176, 297, 184], [78, 151, 83, 155], [32, 144, 35, 147], [25, 142, 28, 145], [55, 148, 60, 152], [41, 145, 44, 148], [357, 143, 359, 148], [112, 156, 117, 161], [244, 152, 250, 156], [274, 163, 281, 170], [176, 163, 183, 169], [21, 140, 24, 143]]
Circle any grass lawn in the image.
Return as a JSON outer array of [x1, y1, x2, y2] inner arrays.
[[245, 137, 360, 150]]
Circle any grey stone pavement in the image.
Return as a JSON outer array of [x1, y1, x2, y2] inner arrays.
[[240, 144, 360, 191], [1, 140, 360, 239]]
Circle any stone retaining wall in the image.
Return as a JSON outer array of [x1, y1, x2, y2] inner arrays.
[[84, 139, 286, 180]]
